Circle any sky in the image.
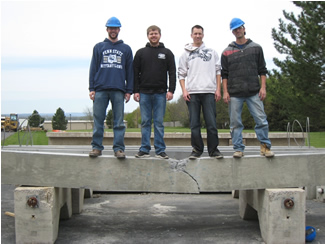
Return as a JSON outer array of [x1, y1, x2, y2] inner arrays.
[[1, 0, 301, 115]]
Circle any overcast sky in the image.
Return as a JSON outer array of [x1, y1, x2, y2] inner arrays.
[[1, 0, 301, 115]]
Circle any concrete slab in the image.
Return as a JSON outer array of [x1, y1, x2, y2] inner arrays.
[[2, 184, 325, 244]]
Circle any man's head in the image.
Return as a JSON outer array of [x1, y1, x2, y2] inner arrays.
[[230, 18, 246, 38], [147, 25, 161, 47], [191, 25, 204, 47], [106, 17, 121, 41]]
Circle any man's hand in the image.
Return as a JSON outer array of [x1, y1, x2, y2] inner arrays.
[[133, 93, 140, 102], [259, 88, 267, 101], [125, 93, 131, 103], [215, 90, 221, 102], [182, 90, 191, 101], [89, 91, 95, 101], [166, 91, 174, 101], [223, 92, 230, 104]]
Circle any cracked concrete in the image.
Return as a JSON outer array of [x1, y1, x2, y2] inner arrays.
[[2, 146, 325, 193]]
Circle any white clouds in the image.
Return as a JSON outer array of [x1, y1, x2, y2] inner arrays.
[[1, 0, 301, 114]]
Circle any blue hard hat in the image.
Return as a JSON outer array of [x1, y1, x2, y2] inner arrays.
[[105, 17, 121, 27], [230, 18, 245, 30], [306, 226, 316, 242]]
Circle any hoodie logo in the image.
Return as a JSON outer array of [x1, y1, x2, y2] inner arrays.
[[158, 53, 166, 59], [189, 49, 212, 62]]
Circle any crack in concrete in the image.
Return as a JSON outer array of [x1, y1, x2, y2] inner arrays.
[[169, 159, 201, 192]]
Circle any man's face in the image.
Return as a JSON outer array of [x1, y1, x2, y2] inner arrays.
[[107, 27, 120, 40], [147, 30, 161, 46], [191, 28, 204, 46], [232, 26, 245, 39]]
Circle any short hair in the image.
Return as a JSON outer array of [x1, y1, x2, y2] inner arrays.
[[147, 25, 161, 35], [191, 25, 204, 33]]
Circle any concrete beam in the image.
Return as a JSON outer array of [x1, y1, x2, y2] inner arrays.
[[2, 151, 325, 192], [1, 151, 199, 193]]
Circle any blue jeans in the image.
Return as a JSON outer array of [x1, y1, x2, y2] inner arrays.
[[229, 93, 271, 152], [91, 90, 125, 152], [139, 93, 166, 155], [187, 93, 220, 155]]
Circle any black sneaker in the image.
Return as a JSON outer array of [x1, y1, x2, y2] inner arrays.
[[210, 149, 224, 159], [155, 152, 169, 159], [135, 151, 150, 158], [189, 150, 202, 160]]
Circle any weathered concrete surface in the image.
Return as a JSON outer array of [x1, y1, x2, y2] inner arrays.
[[184, 153, 325, 192], [14, 187, 71, 244], [1, 151, 199, 193], [2, 148, 325, 192]]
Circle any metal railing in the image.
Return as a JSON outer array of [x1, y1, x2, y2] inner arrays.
[[287, 117, 310, 148]]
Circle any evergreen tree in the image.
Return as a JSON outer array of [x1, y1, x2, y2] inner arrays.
[[52, 107, 68, 130], [270, 1, 325, 130], [105, 110, 113, 129], [28, 110, 45, 128]]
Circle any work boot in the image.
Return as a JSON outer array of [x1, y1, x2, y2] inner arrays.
[[114, 150, 126, 159], [260, 144, 275, 158], [89, 149, 102, 158], [233, 151, 244, 158]]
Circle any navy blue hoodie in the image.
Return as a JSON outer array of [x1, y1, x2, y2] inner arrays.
[[89, 38, 134, 94]]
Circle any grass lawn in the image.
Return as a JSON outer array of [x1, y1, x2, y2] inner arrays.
[[1, 128, 324, 148]]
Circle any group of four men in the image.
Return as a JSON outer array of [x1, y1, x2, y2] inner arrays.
[[88, 16, 275, 160]]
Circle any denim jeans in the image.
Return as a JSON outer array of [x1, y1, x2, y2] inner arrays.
[[187, 93, 220, 155], [139, 93, 166, 155], [91, 90, 125, 152], [229, 93, 271, 152]]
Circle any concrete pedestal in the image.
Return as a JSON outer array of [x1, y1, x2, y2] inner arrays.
[[239, 188, 305, 244], [14, 186, 84, 244]]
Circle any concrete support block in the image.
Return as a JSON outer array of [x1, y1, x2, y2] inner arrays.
[[239, 188, 305, 244], [14, 186, 72, 244], [59, 188, 72, 220], [84, 188, 93, 198], [305, 185, 317, 200], [232, 190, 239, 199], [239, 190, 258, 220], [71, 188, 85, 214]]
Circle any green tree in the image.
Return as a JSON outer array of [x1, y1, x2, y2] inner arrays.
[[52, 107, 68, 130], [270, 1, 325, 130], [105, 109, 113, 128], [28, 110, 45, 128]]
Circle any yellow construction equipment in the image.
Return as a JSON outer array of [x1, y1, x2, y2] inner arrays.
[[1, 113, 19, 132]]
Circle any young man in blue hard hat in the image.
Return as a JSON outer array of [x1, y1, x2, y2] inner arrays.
[[133, 25, 176, 159], [221, 18, 274, 158], [88, 16, 134, 159], [178, 25, 223, 160]]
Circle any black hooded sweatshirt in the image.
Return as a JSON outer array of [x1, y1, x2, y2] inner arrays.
[[133, 42, 176, 94]]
